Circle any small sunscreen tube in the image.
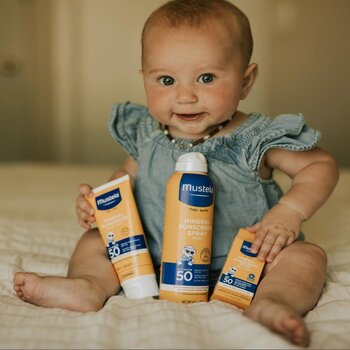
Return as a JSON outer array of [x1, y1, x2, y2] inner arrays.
[[160, 153, 214, 303], [87, 175, 159, 299], [210, 228, 265, 309]]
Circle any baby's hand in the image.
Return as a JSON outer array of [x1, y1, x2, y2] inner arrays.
[[76, 183, 95, 230], [247, 203, 304, 263]]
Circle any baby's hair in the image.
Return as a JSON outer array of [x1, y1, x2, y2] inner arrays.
[[141, 0, 253, 67]]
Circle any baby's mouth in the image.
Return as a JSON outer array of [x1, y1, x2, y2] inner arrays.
[[175, 112, 204, 121]]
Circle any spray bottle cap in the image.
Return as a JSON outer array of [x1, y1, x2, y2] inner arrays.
[[175, 152, 208, 173]]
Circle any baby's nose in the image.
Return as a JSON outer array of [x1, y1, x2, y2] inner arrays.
[[175, 85, 198, 104]]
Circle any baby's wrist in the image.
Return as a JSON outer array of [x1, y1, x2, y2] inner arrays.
[[277, 201, 307, 222]]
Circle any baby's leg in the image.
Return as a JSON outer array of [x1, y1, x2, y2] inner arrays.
[[13, 229, 120, 312], [243, 241, 327, 347]]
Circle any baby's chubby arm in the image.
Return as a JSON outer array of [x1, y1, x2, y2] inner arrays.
[[249, 147, 339, 262], [75, 156, 138, 229]]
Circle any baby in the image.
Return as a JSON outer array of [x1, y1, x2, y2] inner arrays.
[[13, 0, 339, 347]]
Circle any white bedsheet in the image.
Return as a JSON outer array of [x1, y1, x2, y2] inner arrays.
[[0, 163, 350, 349]]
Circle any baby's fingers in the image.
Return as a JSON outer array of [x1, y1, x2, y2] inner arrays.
[[76, 195, 94, 216], [76, 183, 95, 230], [78, 217, 92, 230], [255, 232, 279, 261], [77, 184, 94, 213], [76, 206, 95, 222], [79, 183, 93, 196], [249, 225, 267, 255], [265, 234, 289, 263], [76, 207, 95, 229]]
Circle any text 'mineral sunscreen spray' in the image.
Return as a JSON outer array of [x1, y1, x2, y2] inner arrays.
[[160, 152, 214, 303], [87, 175, 159, 299]]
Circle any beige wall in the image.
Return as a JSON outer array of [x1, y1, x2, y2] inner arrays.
[[0, 0, 53, 161], [1, 0, 349, 166]]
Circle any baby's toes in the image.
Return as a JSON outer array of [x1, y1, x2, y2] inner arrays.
[[281, 315, 309, 346]]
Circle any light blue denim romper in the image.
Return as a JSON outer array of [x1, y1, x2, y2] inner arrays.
[[109, 102, 321, 289]]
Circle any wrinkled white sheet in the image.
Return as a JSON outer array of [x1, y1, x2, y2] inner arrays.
[[0, 163, 349, 349]]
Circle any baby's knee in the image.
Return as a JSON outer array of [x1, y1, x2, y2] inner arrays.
[[298, 241, 327, 264], [77, 228, 105, 251], [274, 241, 327, 269], [81, 228, 102, 242], [83, 227, 99, 236], [288, 242, 328, 277], [310, 243, 327, 262]]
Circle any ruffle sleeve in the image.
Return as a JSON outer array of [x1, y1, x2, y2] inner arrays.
[[109, 102, 149, 160], [247, 114, 321, 171]]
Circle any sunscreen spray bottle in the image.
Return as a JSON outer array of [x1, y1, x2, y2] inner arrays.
[[160, 152, 214, 303], [87, 175, 159, 299]]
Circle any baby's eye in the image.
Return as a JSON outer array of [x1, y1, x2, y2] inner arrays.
[[197, 73, 216, 84], [159, 76, 175, 86]]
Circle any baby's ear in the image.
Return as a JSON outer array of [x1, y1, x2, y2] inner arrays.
[[138, 68, 144, 77], [240, 63, 258, 100]]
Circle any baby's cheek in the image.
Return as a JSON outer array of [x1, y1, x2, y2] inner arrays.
[[147, 94, 169, 121]]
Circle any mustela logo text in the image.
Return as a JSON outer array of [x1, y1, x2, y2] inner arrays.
[[179, 174, 214, 207], [95, 188, 121, 210], [240, 240, 258, 257]]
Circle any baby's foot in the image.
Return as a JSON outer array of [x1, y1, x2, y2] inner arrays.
[[13, 272, 106, 312], [243, 297, 309, 347]]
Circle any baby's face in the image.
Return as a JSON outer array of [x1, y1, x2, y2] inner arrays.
[[142, 20, 250, 140]]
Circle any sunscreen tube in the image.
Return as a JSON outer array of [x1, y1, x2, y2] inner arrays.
[[160, 152, 214, 303], [87, 175, 159, 299], [210, 228, 265, 309]]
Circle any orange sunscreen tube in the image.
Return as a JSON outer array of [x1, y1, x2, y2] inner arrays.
[[160, 152, 214, 303], [210, 228, 265, 309], [87, 175, 159, 299]]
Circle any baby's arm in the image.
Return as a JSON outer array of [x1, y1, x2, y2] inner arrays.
[[249, 147, 339, 262], [108, 156, 138, 183], [76, 156, 138, 229]]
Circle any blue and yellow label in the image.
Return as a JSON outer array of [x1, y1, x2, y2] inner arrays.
[[240, 240, 258, 257], [107, 234, 147, 262], [161, 262, 209, 287], [179, 174, 214, 207], [210, 229, 265, 309], [219, 273, 258, 294], [86, 175, 157, 284], [160, 172, 214, 303], [95, 188, 121, 210]]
